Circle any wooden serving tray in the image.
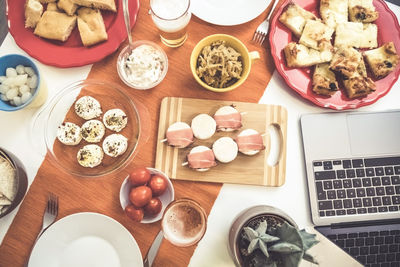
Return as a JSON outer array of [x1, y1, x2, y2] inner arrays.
[[155, 97, 288, 186]]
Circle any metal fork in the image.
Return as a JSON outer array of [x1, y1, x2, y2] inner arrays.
[[252, 0, 280, 44], [34, 193, 58, 243], [26, 193, 58, 266]]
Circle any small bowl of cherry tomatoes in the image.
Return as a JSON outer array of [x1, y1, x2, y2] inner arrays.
[[120, 167, 174, 223]]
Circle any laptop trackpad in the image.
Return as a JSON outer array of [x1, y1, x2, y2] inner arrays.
[[347, 111, 400, 156]]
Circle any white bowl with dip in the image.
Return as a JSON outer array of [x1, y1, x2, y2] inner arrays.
[[117, 40, 168, 90]]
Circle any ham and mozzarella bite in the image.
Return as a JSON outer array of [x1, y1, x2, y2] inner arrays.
[[187, 145, 217, 171], [166, 122, 193, 148], [191, 114, 216, 140], [213, 105, 242, 132], [235, 129, 265, 155], [212, 137, 238, 163]]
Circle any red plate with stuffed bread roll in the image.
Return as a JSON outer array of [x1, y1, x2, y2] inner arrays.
[[7, 0, 139, 68], [269, 0, 400, 110]]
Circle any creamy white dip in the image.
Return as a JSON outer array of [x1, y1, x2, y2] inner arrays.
[[123, 44, 165, 87]]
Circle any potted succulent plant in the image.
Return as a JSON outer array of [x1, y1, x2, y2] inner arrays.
[[229, 205, 319, 267]]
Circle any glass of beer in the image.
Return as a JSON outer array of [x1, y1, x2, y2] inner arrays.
[[162, 198, 207, 247], [150, 0, 191, 48], [143, 198, 207, 266]]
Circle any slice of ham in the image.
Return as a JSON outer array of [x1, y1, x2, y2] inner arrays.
[[166, 128, 193, 148], [214, 112, 242, 131], [187, 150, 217, 169], [235, 134, 265, 152]]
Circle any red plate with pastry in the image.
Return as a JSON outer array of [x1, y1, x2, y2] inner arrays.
[[269, 0, 400, 110], [7, 0, 139, 68]]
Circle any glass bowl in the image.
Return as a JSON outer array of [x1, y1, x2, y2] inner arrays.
[[117, 40, 168, 90], [33, 80, 141, 177]]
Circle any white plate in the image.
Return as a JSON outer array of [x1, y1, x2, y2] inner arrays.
[[191, 0, 271, 26], [28, 212, 143, 267]]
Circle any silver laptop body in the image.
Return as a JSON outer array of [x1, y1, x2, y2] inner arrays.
[[300, 110, 400, 226]]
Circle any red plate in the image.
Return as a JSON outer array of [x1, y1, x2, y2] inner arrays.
[[7, 0, 139, 68], [269, 0, 400, 110]]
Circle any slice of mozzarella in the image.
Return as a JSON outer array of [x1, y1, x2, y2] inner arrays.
[[74, 96, 102, 120], [191, 114, 216, 140], [81, 120, 105, 143], [166, 122, 193, 148], [236, 129, 265, 156], [103, 134, 128, 157], [103, 109, 128, 132], [212, 137, 238, 163], [213, 105, 242, 132], [57, 122, 82, 146], [187, 145, 217, 171], [77, 144, 104, 168]]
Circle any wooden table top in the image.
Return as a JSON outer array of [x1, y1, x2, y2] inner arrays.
[[0, 0, 280, 265]]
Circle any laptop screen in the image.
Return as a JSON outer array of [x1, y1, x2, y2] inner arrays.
[[347, 111, 400, 156]]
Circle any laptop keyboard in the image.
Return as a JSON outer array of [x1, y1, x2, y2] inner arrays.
[[313, 156, 400, 217], [326, 230, 400, 267]]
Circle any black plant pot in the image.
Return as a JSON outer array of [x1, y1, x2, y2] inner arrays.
[[228, 205, 298, 267]]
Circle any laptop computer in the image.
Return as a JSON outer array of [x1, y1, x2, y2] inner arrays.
[[300, 110, 400, 267]]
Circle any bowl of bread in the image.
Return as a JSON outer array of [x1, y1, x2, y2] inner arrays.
[[25, 0, 114, 46], [7, 0, 139, 67], [0, 148, 28, 219], [269, 0, 400, 110]]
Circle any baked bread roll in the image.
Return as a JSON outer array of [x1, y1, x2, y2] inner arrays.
[[349, 0, 378, 23], [279, 3, 316, 38], [299, 19, 334, 51], [71, 0, 116, 12], [284, 42, 332, 68], [320, 0, 348, 29], [330, 46, 363, 78], [46, 2, 60, 11], [34, 11, 77, 42], [343, 73, 376, 99], [58, 0, 78, 16], [364, 42, 399, 79], [77, 7, 108, 46], [312, 63, 339, 96], [335, 22, 377, 49], [25, 0, 43, 28]]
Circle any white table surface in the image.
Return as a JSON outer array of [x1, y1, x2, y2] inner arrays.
[[0, 3, 399, 266]]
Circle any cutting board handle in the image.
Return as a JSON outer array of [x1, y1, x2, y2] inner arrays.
[[266, 123, 283, 167]]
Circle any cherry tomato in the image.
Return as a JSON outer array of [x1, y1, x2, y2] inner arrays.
[[125, 204, 144, 222], [129, 186, 152, 207], [129, 167, 151, 186], [144, 197, 162, 216], [148, 175, 168, 196]]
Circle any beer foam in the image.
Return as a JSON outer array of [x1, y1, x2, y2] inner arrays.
[[151, 0, 188, 19], [162, 202, 205, 246], [151, 0, 191, 33]]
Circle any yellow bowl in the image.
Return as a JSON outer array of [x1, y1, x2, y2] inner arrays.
[[190, 34, 260, 92]]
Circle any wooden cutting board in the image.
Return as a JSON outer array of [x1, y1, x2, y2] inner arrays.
[[155, 97, 288, 186]]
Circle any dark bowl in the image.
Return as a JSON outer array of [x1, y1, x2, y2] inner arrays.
[[0, 148, 28, 218]]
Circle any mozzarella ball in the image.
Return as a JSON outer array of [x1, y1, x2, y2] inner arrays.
[[16, 65, 25, 74], [6, 68, 17, 78]]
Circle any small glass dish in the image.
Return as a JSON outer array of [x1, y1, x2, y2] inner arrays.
[[117, 40, 168, 90], [31, 80, 142, 177]]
